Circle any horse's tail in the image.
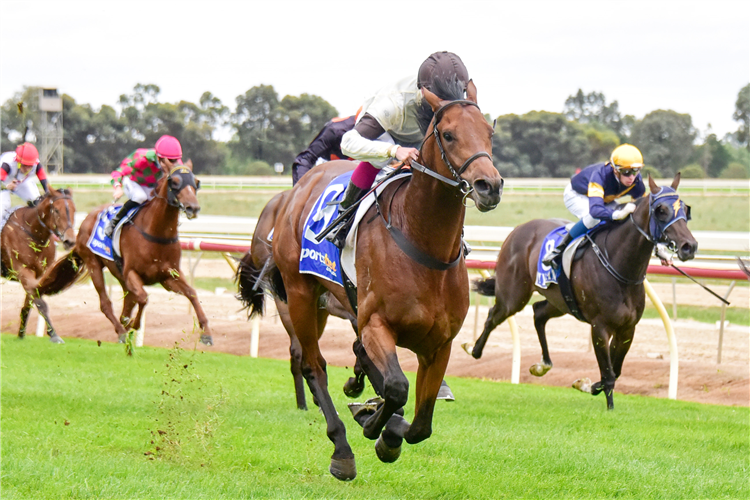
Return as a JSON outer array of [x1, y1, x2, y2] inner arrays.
[[235, 252, 266, 318], [36, 251, 88, 296], [472, 276, 496, 297], [235, 250, 287, 318]]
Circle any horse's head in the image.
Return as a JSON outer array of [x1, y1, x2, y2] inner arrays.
[[646, 173, 697, 261], [165, 159, 201, 219], [39, 187, 76, 250], [420, 87, 503, 212]]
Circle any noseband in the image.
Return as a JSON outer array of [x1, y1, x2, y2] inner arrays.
[[411, 100, 492, 195]]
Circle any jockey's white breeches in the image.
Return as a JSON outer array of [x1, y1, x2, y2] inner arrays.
[[122, 177, 154, 204]]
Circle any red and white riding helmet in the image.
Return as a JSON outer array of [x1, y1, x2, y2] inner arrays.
[[15, 142, 39, 166], [154, 135, 182, 160]]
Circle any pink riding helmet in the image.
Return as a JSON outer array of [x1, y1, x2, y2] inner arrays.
[[154, 135, 182, 159]]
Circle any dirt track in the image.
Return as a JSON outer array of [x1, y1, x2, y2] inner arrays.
[[2, 259, 748, 407]]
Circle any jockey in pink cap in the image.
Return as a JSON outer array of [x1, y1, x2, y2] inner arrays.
[[104, 135, 183, 237]]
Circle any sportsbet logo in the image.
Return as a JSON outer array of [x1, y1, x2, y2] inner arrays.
[[301, 248, 337, 274]]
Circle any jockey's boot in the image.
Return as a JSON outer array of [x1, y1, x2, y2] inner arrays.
[[324, 181, 367, 249], [542, 232, 573, 269], [104, 200, 139, 239]]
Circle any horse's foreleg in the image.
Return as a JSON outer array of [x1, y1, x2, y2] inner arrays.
[[87, 258, 127, 337], [17, 269, 62, 343], [122, 270, 148, 341], [471, 303, 508, 359], [530, 300, 565, 376], [120, 290, 137, 328], [288, 287, 355, 481], [18, 294, 33, 338], [358, 316, 408, 441], [589, 323, 617, 410], [402, 342, 452, 445], [611, 327, 636, 381], [161, 276, 213, 346], [275, 297, 308, 410]]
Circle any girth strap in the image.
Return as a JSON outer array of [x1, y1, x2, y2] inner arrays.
[[128, 222, 180, 245]]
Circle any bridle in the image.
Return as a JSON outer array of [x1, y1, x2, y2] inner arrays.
[[22, 192, 74, 241], [629, 187, 691, 252], [410, 99, 492, 196], [163, 165, 199, 210]]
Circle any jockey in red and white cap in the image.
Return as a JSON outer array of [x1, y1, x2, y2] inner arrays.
[[105, 135, 183, 237], [0, 143, 50, 227]]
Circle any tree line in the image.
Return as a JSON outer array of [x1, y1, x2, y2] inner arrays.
[[1, 83, 748, 178]]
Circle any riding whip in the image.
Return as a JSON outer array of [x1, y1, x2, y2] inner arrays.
[[669, 263, 730, 305]]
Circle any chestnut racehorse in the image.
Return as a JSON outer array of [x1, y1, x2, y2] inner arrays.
[[36, 163, 213, 345], [238, 85, 503, 480], [1, 187, 76, 343], [470, 174, 697, 410]]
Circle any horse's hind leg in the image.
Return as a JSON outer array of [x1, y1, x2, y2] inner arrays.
[[86, 257, 127, 338], [530, 299, 565, 376], [31, 296, 64, 344], [471, 302, 512, 359], [120, 290, 137, 328], [275, 297, 309, 410], [161, 275, 213, 346]]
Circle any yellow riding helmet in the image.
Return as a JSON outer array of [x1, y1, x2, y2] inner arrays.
[[610, 144, 644, 170]]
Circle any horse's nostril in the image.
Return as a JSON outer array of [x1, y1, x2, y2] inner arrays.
[[474, 180, 491, 195]]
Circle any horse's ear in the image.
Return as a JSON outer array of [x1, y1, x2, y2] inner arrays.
[[422, 87, 442, 112], [466, 79, 477, 104], [185, 159, 193, 170], [648, 174, 659, 194], [671, 171, 681, 190]]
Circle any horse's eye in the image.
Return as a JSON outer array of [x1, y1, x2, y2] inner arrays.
[[170, 176, 182, 189], [443, 131, 454, 142], [655, 205, 670, 221]]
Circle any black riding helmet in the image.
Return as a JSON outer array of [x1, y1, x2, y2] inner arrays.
[[417, 51, 470, 98]]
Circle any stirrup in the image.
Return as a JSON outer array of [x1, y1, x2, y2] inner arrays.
[[324, 216, 354, 249]]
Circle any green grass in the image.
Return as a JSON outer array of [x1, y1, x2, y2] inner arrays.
[[192, 277, 236, 292], [65, 189, 749, 232], [2, 335, 748, 499], [642, 303, 750, 326]]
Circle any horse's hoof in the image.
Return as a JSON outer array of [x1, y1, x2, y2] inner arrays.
[[200, 335, 213, 346], [347, 398, 382, 419], [436, 381, 455, 401], [343, 378, 365, 398], [117, 333, 127, 344], [329, 457, 356, 481], [375, 435, 401, 463], [461, 342, 474, 356], [529, 363, 552, 377], [573, 378, 592, 393], [49, 335, 65, 344]]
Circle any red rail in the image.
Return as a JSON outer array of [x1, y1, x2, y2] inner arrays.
[[181, 240, 748, 281]]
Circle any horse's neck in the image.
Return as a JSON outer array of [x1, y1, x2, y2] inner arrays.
[[398, 170, 465, 262], [20, 206, 49, 241], [139, 185, 179, 237], [601, 203, 653, 280]]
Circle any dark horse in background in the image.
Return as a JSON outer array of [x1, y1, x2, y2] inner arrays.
[[237, 84, 503, 480], [35, 162, 214, 346], [237, 189, 364, 411], [1, 186, 76, 343], [470, 174, 697, 409]]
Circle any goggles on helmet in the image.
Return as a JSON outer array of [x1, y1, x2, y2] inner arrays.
[[615, 166, 642, 177]]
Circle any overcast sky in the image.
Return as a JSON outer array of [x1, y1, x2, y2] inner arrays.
[[1, 0, 748, 139]]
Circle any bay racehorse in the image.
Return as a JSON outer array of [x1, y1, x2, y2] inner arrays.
[[238, 85, 503, 480], [236, 190, 365, 411], [36, 162, 213, 346], [1, 186, 76, 343], [469, 174, 697, 409]]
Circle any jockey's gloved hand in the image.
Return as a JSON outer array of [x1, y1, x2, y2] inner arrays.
[[612, 202, 636, 220]]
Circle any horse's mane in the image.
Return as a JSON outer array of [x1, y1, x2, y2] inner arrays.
[[415, 77, 469, 135]]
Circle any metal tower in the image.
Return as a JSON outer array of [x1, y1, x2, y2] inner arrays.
[[36, 87, 64, 174]]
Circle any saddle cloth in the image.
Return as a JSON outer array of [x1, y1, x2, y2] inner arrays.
[[86, 205, 138, 261], [299, 168, 411, 287], [535, 226, 588, 289]]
